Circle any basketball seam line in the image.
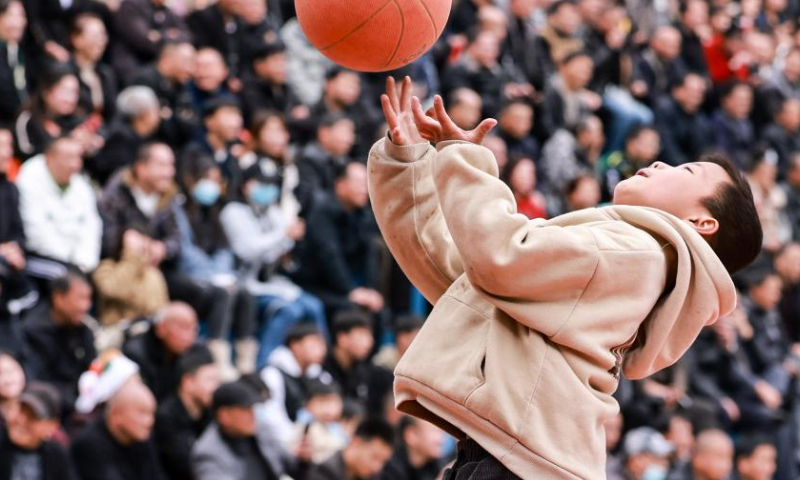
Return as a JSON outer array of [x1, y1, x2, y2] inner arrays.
[[415, 0, 438, 42], [382, 0, 405, 68], [319, 0, 395, 51]]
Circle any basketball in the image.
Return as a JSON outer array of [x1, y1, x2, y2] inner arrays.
[[296, 0, 452, 72]]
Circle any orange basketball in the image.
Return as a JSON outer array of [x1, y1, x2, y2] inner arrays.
[[296, 0, 452, 72]]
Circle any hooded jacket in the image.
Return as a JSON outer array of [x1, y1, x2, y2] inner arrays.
[[367, 137, 736, 480]]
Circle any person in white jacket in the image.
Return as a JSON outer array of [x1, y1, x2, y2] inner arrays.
[[16, 136, 102, 272]]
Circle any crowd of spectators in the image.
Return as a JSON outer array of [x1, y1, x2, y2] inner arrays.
[[2, 0, 800, 478]]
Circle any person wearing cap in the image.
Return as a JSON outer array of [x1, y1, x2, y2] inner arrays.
[[191, 379, 312, 480], [0, 382, 78, 480], [71, 378, 167, 480], [668, 429, 733, 480], [154, 344, 220, 480], [619, 426, 674, 480]]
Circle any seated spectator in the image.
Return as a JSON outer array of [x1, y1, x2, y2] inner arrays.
[[17, 135, 101, 271], [154, 344, 220, 480], [122, 302, 198, 401], [235, 0, 282, 73], [176, 153, 258, 373], [0, 128, 35, 351], [760, 98, 800, 177], [630, 26, 688, 106], [746, 147, 792, 251], [291, 162, 384, 316], [564, 173, 602, 212], [20, 268, 96, 415], [180, 97, 246, 200], [759, 48, 800, 109], [734, 435, 777, 480], [0, 382, 78, 480], [599, 125, 661, 201], [89, 86, 162, 185], [220, 165, 327, 366], [373, 315, 424, 371], [241, 42, 301, 121], [619, 427, 673, 480], [304, 418, 394, 480], [295, 112, 355, 212], [71, 379, 167, 480], [69, 13, 116, 121], [669, 429, 733, 480], [446, 88, 482, 131], [496, 100, 538, 161], [526, 0, 584, 91], [713, 81, 756, 168], [378, 415, 444, 480], [653, 72, 710, 166], [99, 143, 238, 374], [287, 379, 346, 463], [188, 48, 233, 115], [500, 155, 547, 220], [260, 322, 329, 441], [191, 379, 311, 480], [537, 50, 600, 142], [0, 0, 28, 124], [92, 227, 169, 330], [131, 41, 197, 147], [110, 0, 188, 81], [483, 134, 509, 171], [0, 350, 25, 426], [781, 153, 800, 241], [322, 311, 391, 415]]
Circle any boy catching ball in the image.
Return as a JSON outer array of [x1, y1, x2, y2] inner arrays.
[[367, 77, 762, 479]]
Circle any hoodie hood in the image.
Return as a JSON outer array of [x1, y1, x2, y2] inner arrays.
[[601, 205, 737, 379]]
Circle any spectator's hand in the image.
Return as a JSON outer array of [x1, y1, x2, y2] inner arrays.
[[122, 230, 147, 257], [720, 397, 740, 421], [44, 41, 70, 63], [147, 30, 162, 44], [754, 381, 783, 410], [227, 77, 243, 93], [287, 219, 306, 241], [630, 81, 648, 98], [148, 240, 168, 266], [504, 82, 535, 100], [381, 76, 424, 146], [290, 104, 310, 120], [0, 241, 25, 271], [411, 95, 496, 145], [349, 288, 383, 312], [579, 90, 602, 111], [364, 289, 384, 312]]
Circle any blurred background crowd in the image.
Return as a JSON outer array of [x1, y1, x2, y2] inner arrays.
[[1, 0, 800, 478]]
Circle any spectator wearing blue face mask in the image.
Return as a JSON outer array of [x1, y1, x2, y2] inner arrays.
[[175, 153, 258, 379], [220, 163, 329, 369], [614, 426, 674, 480]]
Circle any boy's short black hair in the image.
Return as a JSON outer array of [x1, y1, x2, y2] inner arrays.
[[354, 418, 395, 446], [252, 41, 286, 62], [304, 379, 341, 399], [284, 322, 322, 347], [49, 266, 89, 297], [735, 434, 775, 462], [624, 124, 657, 145], [331, 309, 372, 338], [394, 315, 424, 335], [698, 153, 762, 274]]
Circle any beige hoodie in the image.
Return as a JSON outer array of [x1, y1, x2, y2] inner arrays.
[[367, 137, 736, 480]]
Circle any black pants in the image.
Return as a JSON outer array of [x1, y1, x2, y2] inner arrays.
[[443, 439, 521, 480]]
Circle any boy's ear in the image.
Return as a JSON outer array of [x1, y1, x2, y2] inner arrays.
[[686, 215, 719, 237]]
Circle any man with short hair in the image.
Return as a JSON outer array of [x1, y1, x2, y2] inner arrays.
[[0, 382, 78, 480], [16, 136, 102, 272], [654, 72, 712, 166], [21, 269, 96, 415], [154, 344, 220, 480], [447, 88, 483, 131], [379, 415, 444, 480], [71, 379, 166, 480], [733, 435, 777, 480], [123, 302, 199, 401], [305, 418, 394, 480], [670, 429, 734, 480]]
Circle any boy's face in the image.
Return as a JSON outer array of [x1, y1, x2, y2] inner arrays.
[[613, 161, 730, 236]]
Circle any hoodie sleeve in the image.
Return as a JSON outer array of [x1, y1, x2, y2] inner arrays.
[[367, 136, 464, 304]]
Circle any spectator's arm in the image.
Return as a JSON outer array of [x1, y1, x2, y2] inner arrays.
[[220, 203, 294, 264], [73, 188, 102, 272]]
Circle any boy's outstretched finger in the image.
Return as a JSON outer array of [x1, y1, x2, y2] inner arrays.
[[472, 119, 498, 142], [381, 95, 400, 133], [433, 95, 458, 130], [386, 77, 400, 112], [400, 76, 412, 113], [412, 97, 440, 133]]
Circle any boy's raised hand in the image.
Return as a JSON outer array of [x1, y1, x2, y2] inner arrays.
[[412, 95, 497, 145], [381, 76, 424, 146]]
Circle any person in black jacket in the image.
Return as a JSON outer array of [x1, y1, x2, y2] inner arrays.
[[154, 344, 219, 480], [122, 302, 199, 401], [0, 382, 79, 480], [760, 98, 800, 177], [186, 0, 241, 73], [68, 13, 116, 122], [379, 416, 445, 480], [71, 379, 167, 480], [305, 418, 394, 480], [241, 41, 302, 122], [653, 72, 711, 166], [0, 0, 29, 123], [20, 269, 96, 417]]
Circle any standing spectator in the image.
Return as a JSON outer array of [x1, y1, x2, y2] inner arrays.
[[154, 344, 220, 480], [0, 0, 28, 123], [110, 0, 188, 81], [669, 429, 734, 480], [304, 418, 394, 480], [378, 415, 444, 480], [69, 13, 116, 121], [20, 268, 96, 416], [653, 72, 711, 166], [122, 302, 198, 400], [71, 379, 167, 480], [291, 162, 383, 317], [16, 136, 102, 272], [500, 155, 547, 220], [191, 380, 312, 480], [0, 382, 79, 480], [713, 81, 756, 169], [734, 435, 777, 480], [0, 351, 24, 427], [760, 98, 800, 175], [599, 125, 661, 201]]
